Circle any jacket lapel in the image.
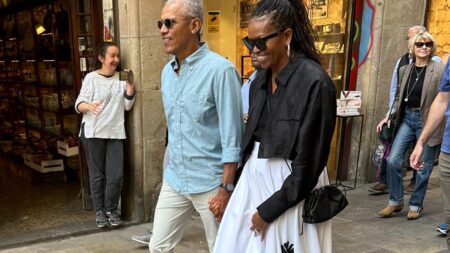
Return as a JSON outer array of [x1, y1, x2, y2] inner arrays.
[[420, 61, 435, 107], [398, 64, 413, 107]]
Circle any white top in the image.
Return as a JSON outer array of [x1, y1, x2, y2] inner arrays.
[[75, 71, 135, 139]]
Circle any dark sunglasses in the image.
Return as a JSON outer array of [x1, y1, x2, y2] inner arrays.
[[157, 19, 177, 29], [415, 41, 433, 48], [243, 31, 281, 51]]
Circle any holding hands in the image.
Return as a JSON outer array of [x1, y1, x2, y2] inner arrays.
[[208, 188, 231, 223]]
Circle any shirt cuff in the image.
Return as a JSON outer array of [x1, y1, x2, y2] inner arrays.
[[221, 147, 241, 163], [75, 101, 85, 114], [124, 93, 135, 100]]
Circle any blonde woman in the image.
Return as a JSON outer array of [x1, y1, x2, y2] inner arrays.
[[377, 32, 444, 220]]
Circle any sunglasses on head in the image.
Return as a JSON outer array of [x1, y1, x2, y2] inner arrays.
[[157, 18, 177, 29], [243, 31, 281, 51], [415, 41, 433, 48]]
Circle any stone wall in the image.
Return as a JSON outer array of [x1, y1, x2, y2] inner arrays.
[[117, 0, 168, 222], [349, 0, 427, 183]]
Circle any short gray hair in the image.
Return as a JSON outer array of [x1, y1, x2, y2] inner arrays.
[[408, 25, 427, 34], [166, 0, 203, 23]]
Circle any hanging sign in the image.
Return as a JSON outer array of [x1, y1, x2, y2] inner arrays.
[[207, 11, 220, 33]]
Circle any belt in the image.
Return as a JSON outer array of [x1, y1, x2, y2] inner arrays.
[[407, 107, 420, 112]]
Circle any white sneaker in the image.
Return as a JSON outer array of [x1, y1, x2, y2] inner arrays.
[[131, 233, 152, 245]]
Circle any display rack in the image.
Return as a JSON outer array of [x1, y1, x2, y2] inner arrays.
[[0, 1, 79, 177]]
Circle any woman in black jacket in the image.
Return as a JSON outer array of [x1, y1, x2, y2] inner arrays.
[[213, 0, 336, 252]]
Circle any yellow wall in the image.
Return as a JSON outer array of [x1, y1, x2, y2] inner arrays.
[[203, 0, 239, 67], [427, 0, 450, 62]]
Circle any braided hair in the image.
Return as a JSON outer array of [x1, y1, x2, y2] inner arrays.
[[252, 0, 320, 63]]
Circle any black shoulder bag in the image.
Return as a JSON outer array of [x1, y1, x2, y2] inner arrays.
[[285, 160, 348, 224]]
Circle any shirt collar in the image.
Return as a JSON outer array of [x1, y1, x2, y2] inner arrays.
[[169, 42, 209, 71], [256, 53, 307, 90]]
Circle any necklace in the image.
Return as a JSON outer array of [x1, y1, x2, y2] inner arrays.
[[404, 65, 426, 102]]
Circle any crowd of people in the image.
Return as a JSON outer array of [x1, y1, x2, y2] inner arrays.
[[73, 0, 450, 252]]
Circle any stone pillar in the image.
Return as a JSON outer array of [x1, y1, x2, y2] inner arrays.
[[349, 0, 427, 183], [117, 0, 168, 222]]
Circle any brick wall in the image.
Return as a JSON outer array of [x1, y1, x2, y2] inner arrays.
[[427, 0, 450, 62]]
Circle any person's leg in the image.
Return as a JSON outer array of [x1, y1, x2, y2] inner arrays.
[[81, 134, 107, 212], [408, 143, 437, 215], [149, 180, 195, 253], [104, 139, 124, 212], [438, 152, 450, 249], [190, 187, 220, 253], [385, 121, 416, 207]]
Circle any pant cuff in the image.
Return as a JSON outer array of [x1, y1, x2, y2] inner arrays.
[[389, 200, 402, 206], [409, 205, 422, 212]]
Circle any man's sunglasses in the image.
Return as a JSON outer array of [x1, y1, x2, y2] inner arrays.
[[415, 41, 434, 48], [157, 19, 177, 29], [243, 31, 281, 51]]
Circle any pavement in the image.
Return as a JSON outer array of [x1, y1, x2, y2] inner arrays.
[[1, 169, 449, 253]]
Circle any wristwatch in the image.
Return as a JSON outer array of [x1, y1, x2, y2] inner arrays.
[[219, 183, 235, 192]]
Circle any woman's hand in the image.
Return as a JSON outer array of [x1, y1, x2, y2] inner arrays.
[[123, 69, 135, 97], [80, 101, 102, 115], [251, 211, 269, 241], [208, 188, 231, 222], [376, 116, 390, 133]]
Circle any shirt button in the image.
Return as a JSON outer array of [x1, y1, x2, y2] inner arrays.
[[178, 145, 181, 148]]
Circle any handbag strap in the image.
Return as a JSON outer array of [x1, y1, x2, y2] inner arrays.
[[283, 159, 346, 195]]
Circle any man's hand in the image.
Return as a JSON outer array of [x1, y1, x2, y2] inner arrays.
[[410, 143, 424, 170], [251, 211, 269, 241], [208, 187, 231, 222]]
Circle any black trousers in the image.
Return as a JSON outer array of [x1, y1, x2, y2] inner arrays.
[[81, 128, 123, 212]]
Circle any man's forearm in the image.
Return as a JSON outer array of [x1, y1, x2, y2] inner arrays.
[[417, 92, 449, 145], [222, 163, 238, 183]]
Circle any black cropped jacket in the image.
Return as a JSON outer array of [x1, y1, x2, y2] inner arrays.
[[242, 53, 337, 223]]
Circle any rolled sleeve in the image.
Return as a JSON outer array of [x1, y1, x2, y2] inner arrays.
[[123, 96, 135, 111], [214, 67, 244, 164], [75, 75, 94, 114]]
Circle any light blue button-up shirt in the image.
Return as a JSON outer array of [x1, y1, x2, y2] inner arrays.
[[161, 43, 244, 194], [439, 60, 450, 153], [241, 70, 257, 114]]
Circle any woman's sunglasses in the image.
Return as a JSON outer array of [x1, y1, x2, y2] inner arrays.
[[243, 31, 280, 51], [157, 19, 177, 29], [414, 41, 434, 48]]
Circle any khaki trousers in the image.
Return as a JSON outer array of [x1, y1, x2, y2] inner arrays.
[[439, 152, 450, 250], [149, 180, 219, 253]]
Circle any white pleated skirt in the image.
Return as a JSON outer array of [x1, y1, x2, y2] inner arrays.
[[214, 142, 332, 253]]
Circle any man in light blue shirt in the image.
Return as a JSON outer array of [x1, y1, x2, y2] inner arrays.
[[241, 53, 261, 123], [149, 0, 243, 252]]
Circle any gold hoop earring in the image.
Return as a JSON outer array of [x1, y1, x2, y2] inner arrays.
[[287, 44, 290, 58]]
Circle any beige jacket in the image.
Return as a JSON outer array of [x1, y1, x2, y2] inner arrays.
[[393, 60, 445, 146]]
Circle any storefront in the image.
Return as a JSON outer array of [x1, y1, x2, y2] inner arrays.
[[202, 0, 357, 179], [0, 0, 114, 246]]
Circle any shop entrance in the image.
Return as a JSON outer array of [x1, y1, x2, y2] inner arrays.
[[0, 0, 104, 248]]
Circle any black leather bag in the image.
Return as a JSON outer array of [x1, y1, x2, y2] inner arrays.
[[302, 185, 348, 223], [379, 123, 395, 141], [282, 160, 348, 224]]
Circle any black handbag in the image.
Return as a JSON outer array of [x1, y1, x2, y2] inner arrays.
[[283, 160, 348, 224], [379, 123, 395, 141], [302, 185, 348, 223]]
